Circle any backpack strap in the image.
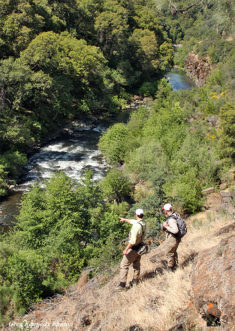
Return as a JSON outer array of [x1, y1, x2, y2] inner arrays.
[[136, 221, 146, 242], [166, 212, 178, 221], [137, 221, 145, 234], [165, 213, 180, 237], [132, 221, 146, 251]]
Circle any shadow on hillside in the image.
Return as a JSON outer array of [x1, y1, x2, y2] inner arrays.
[[140, 270, 156, 280], [180, 251, 198, 269]]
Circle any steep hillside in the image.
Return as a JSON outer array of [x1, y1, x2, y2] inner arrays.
[[1, 1, 234, 328], [5, 192, 235, 331]]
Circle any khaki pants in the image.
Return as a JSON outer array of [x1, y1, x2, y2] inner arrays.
[[151, 235, 181, 268], [120, 249, 141, 283]]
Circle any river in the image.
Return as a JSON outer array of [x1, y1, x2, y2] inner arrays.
[[165, 68, 195, 91], [0, 69, 193, 228]]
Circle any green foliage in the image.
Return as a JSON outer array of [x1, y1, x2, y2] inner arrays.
[[0, 170, 132, 320], [0, 286, 15, 324], [0, 241, 32, 321], [0, 164, 8, 197], [125, 140, 168, 182], [0, 0, 175, 197], [207, 40, 235, 64], [5, 250, 46, 308], [163, 170, 203, 213], [94, 0, 129, 60], [0, 151, 27, 179], [143, 101, 188, 159], [88, 233, 122, 274], [101, 52, 233, 213], [129, 28, 160, 73], [99, 169, 131, 203], [218, 103, 235, 163], [138, 81, 157, 97], [99, 123, 128, 164], [168, 0, 235, 67]]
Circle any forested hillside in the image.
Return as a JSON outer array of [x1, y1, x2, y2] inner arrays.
[[0, 0, 234, 326], [0, 0, 174, 197], [99, 0, 235, 213]]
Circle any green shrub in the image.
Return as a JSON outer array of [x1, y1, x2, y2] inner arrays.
[[0, 151, 27, 179], [0, 164, 8, 197], [99, 169, 131, 203], [218, 103, 235, 163], [163, 170, 202, 213], [125, 140, 168, 182], [0, 286, 15, 325], [5, 250, 46, 309], [99, 123, 128, 164], [170, 132, 221, 188], [88, 233, 122, 275], [138, 81, 157, 97]]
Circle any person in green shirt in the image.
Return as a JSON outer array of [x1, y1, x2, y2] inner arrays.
[[116, 208, 146, 291]]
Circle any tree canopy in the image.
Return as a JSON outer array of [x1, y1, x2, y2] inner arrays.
[[0, 0, 174, 196]]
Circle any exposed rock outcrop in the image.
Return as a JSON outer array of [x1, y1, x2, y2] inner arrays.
[[184, 51, 213, 86], [191, 234, 235, 329], [220, 189, 235, 217]]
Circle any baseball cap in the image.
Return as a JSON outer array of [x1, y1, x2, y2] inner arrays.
[[136, 208, 144, 216], [162, 203, 172, 211]]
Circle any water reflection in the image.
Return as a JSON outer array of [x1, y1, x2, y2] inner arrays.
[[0, 191, 23, 227], [165, 68, 194, 91]]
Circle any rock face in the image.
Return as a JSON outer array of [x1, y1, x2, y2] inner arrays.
[[191, 234, 235, 329], [184, 51, 212, 86], [202, 187, 215, 195], [220, 189, 235, 217]]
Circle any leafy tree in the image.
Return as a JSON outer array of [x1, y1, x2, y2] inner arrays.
[[0, 0, 60, 57], [5, 250, 46, 307], [95, 0, 129, 61], [0, 151, 27, 179], [99, 123, 128, 164], [218, 103, 235, 163], [125, 140, 169, 182], [99, 169, 131, 203], [74, 0, 103, 41], [163, 170, 202, 213], [0, 164, 8, 197], [21, 31, 112, 115], [129, 28, 160, 75]]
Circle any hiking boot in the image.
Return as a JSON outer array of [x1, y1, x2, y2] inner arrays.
[[168, 265, 177, 272], [161, 260, 168, 269], [154, 267, 164, 276], [115, 282, 126, 292], [126, 279, 139, 289]]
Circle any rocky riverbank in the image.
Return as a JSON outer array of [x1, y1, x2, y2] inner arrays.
[[184, 51, 213, 86]]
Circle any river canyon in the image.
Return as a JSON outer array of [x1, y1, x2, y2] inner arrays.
[[0, 69, 194, 227]]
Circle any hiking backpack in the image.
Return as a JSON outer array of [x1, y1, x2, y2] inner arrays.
[[167, 213, 187, 238]]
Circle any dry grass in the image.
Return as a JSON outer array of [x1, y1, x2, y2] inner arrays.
[[95, 266, 192, 330], [95, 211, 232, 330], [5, 210, 234, 331]]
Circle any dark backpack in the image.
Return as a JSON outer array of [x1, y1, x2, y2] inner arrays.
[[167, 213, 187, 238]]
